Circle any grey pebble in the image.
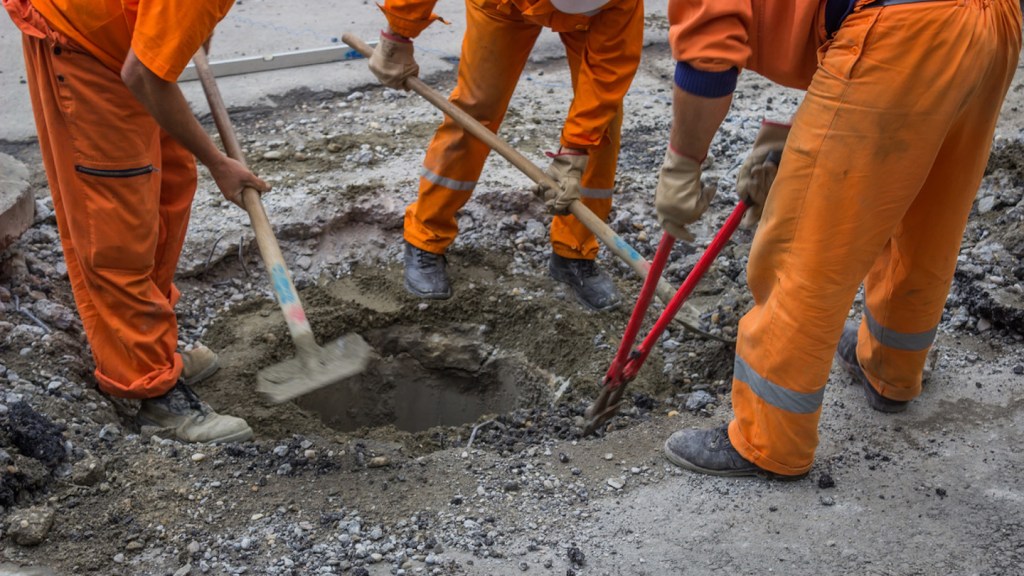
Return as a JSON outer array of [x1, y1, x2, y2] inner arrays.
[[7, 506, 55, 546], [685, 390, 715, 412]]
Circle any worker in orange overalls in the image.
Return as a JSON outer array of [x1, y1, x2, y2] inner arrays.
[[655, 0, 1021, 478], [3, 0, 270, 443], [368, 0, 643, 311]]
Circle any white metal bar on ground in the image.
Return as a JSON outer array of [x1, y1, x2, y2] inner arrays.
[[178, 42, 376, 82]]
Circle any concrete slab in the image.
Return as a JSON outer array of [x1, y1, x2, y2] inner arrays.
[[0, 152, 33, 251]]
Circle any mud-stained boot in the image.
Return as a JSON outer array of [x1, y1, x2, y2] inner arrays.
[[835, 324, 909, 413], [138, 381, 253, 444], [549, 253, 621, 311], [663, 423, 805, 480], [403, 241, 452, 299], [181, 345, 220, 387]]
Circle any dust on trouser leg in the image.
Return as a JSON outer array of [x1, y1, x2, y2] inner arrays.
[[727, 0, 1022, 476]]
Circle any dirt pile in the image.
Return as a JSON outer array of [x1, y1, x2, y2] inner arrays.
[[949, 138, 1024, 333], [0, 403, 66, 508]]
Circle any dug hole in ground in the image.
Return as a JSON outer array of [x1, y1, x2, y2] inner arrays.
[[1, 20, 1024, 576]]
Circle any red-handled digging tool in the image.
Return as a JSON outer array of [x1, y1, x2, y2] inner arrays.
[[583, 201, 749, 435]]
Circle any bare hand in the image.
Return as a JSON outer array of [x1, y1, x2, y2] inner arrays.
[[209, 155, 270, 208]]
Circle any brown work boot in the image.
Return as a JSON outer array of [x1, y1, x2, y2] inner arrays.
[[835, 324, 909, 413], [138, 380, 253, 444], [181, 345, 220, 386], [663, 423, 806, 480]]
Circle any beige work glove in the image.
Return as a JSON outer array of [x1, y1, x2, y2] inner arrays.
[[368, 30, 419, 89], [655, 147, 715, 242], [534, 150, 587, 215], [736, 120, 790, 228]]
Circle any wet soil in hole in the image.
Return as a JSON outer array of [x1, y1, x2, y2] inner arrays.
[[295, 324, 553, 432], [199, 255, 732, 445]]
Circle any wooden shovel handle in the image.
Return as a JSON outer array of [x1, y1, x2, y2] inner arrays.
[[192, 47, 318, 353]]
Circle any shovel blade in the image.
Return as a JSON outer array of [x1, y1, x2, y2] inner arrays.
[[256, 333, 372, 404]]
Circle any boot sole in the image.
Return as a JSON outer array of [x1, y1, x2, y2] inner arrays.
[[137, 415, 254, 444], [404, 279, 452, 300], [835, 351, 908, 414], [209, 427, 254, 444], [662, 441, 807, 481], [182, 357, 221, 387]]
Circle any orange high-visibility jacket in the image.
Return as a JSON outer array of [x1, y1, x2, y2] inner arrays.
[[380, 0, 643, 149], [8, 0, 233, 80], [669, 0, 835, 91]]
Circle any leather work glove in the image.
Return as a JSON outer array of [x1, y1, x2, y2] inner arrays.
[[368, 30, 419, 89], [534, 149, 588, 215], [736, 120, 790, 228], [655, 146, 715, 242]]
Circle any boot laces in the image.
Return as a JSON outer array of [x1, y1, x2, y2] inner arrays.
[[708, 423, 731, 449], [416, 248, 444, 272], [176, 381, 211, 418], [577, 259, 600, 279]]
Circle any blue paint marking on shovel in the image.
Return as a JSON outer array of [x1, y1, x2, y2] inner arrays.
[[271, 264, 297, 305], [614, 236, 642, 262]]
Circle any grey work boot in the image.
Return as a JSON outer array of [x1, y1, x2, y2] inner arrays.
[[181, 345, 219, 387], [138, 381, 253, 444], [548, 253, 621, 311], [835, 324, 909, 413], [403, 241, 452, 299], [663, 423, 805, 480]]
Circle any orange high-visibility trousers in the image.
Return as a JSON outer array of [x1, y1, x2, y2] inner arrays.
[[728, 0, 1022, 476], [21, 33, 195, 399], [403, 0, 620, 260]]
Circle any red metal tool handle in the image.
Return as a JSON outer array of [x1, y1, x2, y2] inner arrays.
[[622, 200, 749, 381], [583, 201, 749, 435], [603, 233, 676, 387]]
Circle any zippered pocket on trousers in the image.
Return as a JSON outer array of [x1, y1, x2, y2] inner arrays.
[[75, 164, 155, 178]]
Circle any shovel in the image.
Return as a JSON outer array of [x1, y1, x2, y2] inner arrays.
[[192, 47, 371, 404], [341, 33, 732, 344]]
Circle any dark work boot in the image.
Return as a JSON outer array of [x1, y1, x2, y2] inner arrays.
[[403, 241, 452, 299], [835, 324, 909, 413], [548, 253, 620, 311], [663, 423, 805, 480]]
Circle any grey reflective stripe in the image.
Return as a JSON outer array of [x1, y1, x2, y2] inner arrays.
[[864, 307, 936, 352], [580, 187, 614, 199], [734, 355, 824, 415], [420, 167, 476, 192]]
